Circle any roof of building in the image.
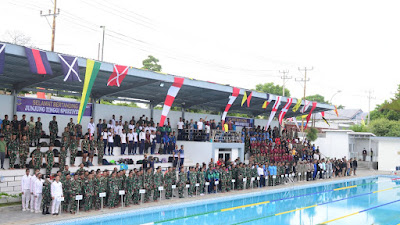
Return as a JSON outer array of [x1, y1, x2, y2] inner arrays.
[[314, 108, 366, 120], [0, 42, 334, 117]]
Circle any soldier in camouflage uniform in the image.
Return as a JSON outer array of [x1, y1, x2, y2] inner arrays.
[[69, 136, 78, 166], [226, 167, 232, 192], [62, 127, 70, 143], [11, 115, 19, 137], [31, 146, 43, 170], [133, 169, 143, 204], [2, 115, 10, 131], [83, 173, 95, 211], [143, 168, 153, 202], [124, 171, 134, 206], [116, 171, 125, 205], [34, 117, 42, 147], [70, 173, 81, 214], [89, 136, 96, 164], [198, 167, 206, 195], [75, 123, 82, 139], [3, 125, 12, 144], [44, 145, 54, 175], [245, 165, 251, 189], [108, 172, 118, 208], [252, 165, 258, 188], [62, 174, 72, 212], [188, 167, 197, 197], [59, 146, 67, 172], [19, 135, 29, 168], [49, 116, 58, 145], [94, 172, 107, 210], [67, 118, 76, 137], [237, 163, 244, 190], [28, 116, 35, 145], [178, 167, 187, 198], [153, 167, 163, 201], [220, 167, 227, 192], [97, 138, 104, 165], [41, 175, 51, 215], [20, 126, 29, 143], [8, 134, 19, 169], [81, 135, 90, 164], [164, 167, 173, 199]]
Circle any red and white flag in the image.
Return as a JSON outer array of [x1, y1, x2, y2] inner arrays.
[[304, 102, 318, 129], [278, 98, 293, 125], [266, 96, 281, 130], [107, 64, 129, 87], [292, 117, 300, 130], [160, 77, 184, 126], [301, 100, 311, 113], [222, 87, 240, 123]]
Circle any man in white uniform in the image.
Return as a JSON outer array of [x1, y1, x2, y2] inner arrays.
[[29, 169, 39, 212], [87, 118, 95, 136], [21, 169, 31, 211], [51, 175, 63, 215], [33, 173, 44, 213]]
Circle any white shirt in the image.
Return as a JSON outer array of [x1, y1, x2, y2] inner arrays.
[[139, 131, 145, 140], [108, 132, 114, 143], [257, 167, 264, 176], [144, 126, 150, 133], [111, 119, 116, 127], [34, 179, 44, 195], [87, 122, 95, 134], [127, 133, 134, 142], [197, 121, 203, 130], [102, 131, 108, 140], [206, 125, 210, 134], [107, 124, 114, 130], [133, 132, 138, 142], [21, 174, 31, 191], [120, 133, 127, 144], [116, 125, 123, 136], [150, 126, 157, 132], [51, 181, 63, 197], [150, 134, 156, 142], [177, 121, 184, 130], [128, 124, 135, 131], [30, 175, 37, 192]]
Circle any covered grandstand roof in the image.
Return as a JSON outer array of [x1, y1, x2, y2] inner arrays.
[[0, 43, 334, 117]]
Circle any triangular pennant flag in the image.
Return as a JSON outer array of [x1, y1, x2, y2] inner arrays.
[[292, 98, 302, 112], [0, 43, 5, 74], [292, 117, 300, 130], [262, 101, 268, 109], [247, 91, 253, 107], [266, 96, 281, 130], [24, 47, 53, 75], [159, 77, 184, 126], [334, 105, 339, 117], [77, 59, 101, 124], [301, 114, 308, 119], [321, 111, 330, 126], [278, 98, 293, 125], [304, 102, 317, 129], [301, 100, 311, 113], [58, 54, 81, 82], [262, 93, 272, 109], [241, 91, 248, 106], [222, 87, 240, 123], [107, 64, 129, 87]]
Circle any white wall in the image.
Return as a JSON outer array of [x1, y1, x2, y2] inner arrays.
[[314, 131, 350, 159], [376, 138, 400, 171], [177, 141, 213, 165], [0, 94, 14, 122]]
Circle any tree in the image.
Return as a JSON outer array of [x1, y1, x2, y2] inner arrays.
[[305, 94, 329, 104], [255, 82, 290, 97], [306, 127, 318, 142], [369, 118, 400, 137], [142, 55, 162, 72], [3, 30, 33, 46], [349, 124, 369, 132], [370, 84, 400, 121]]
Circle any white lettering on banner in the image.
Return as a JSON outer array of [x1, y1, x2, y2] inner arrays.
[[25, 105, 46, 112]]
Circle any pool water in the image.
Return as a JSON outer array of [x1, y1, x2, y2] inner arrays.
[[47, 176, 400, 225]]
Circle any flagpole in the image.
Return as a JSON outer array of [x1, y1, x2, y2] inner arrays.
[[296, 67, 313, 139], [100, 26, 106, 61]]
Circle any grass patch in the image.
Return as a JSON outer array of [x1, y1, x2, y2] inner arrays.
[[0, 201, 21, 207]]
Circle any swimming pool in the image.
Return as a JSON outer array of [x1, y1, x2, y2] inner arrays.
[[45, 175, 400, 225]]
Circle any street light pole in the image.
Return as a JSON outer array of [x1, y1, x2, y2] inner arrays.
[[330, 90, 342, 104], [100, 26, 105, 61]]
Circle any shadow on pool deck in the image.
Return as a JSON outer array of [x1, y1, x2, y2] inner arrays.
[[0, 169, 390, 225]]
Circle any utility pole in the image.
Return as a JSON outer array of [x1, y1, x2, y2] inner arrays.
[[366, 90, 375, 125], [40, 0, 60, 51], [296, 67, 313, 133], [279, 70, 292, 97], [100, 26, 106, 61]]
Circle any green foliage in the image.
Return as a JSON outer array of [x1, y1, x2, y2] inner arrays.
[[100, 99, 138, 108], [370, 84, 400, 122], [0, 192, 21, 203], [306, 127, 318, 142], [306, 94, 328, 104], [255, 82, 290, 97], [369, 118, 400, 137], [349, 124, 369, 132], [142, 55, 162, 72]]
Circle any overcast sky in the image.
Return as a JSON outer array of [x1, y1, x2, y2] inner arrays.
[[1, 0, 399, 112]]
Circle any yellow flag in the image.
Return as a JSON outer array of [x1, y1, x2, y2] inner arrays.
[[301, 114, 308, 119], [241, 91, 248, 106], [292, 98, 302, 112], [262, 101, 268, 109]]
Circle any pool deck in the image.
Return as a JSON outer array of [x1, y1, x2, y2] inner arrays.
[[0, 169, 391, 225]]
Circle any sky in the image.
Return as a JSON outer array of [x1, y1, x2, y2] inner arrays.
[[1, 0, 400, 112]]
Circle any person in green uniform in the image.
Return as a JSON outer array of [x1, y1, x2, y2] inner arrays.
[[59, 146, 67, 172], [108, 172, 118, 208], [69, 136, 78, 167], [34, 117, 42, 147], [31, 146, 42, 170], [41, 175, 51, 215], [153, 166, 163, 201], [0, 135, 6, 169], [49, 116, 58, 145], [62, 174, 72, 212], [97, 138, 104, 165], [124, 171, 134, 206], [19, 135, 29, 168], [7, 134, 18, 169], [44, 145, 54, 175], [188, 167, 197, 197], [178, 167, 187, 198], [69, 173, 81, 214], [83, 173, 95, 211]]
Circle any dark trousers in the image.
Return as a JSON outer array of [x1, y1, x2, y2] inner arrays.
[[151, 141, 155, 154], [128, 141, 133, 155], [139, 140, 145, 154], [0, 152, 4, 169], [121, 143, 126, 155], [260, 175, 265, 187], [103, 140, 107, 154], [108, 142, 114, 155], [178, 129, 183, 140], [115, 135, 120, 147], [180, 158, 184, 167]]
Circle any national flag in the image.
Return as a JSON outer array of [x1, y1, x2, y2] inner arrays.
[[278, 98, 293, 125], [266, 96, 281, 130], [321, 111, 330, 126], [241, 90, 253, 107], [58, 54, 81, 82], [301, 100, 311, 113], [222, 87, 240, 123], [107, 64, 129, 87], [24, 47, 53, 75], [292, 98, 302, 112], [160, 77, 184, 126], [0, 43, 5, 74], [334, 105, 339, 117], [304, 102, 317, 129], [262, 93, 272, 109], [77, 59, 101, 124]]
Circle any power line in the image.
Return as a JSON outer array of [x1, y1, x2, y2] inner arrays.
[[39, 0, 60, 51], [279, 70, 292, 97], [296, 67, 313, 131]]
